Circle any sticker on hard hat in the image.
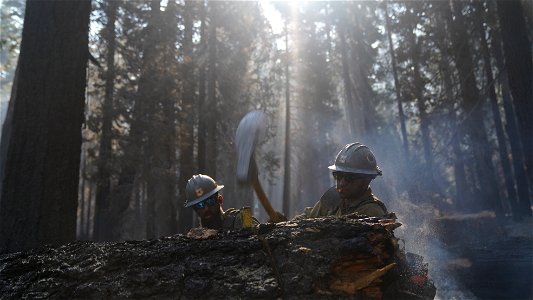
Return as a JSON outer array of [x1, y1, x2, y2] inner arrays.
[[339, 155, 347, 163], [195, 187, 204, 197], [366, 153, 375, 163]]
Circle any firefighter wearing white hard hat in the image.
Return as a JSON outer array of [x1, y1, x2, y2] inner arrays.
[[184, 174, 258, 230], [294, 143, 388, 219]]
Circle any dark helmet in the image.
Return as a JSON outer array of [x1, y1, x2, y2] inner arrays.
[[328, 143, 382, 176], [184, 174, 224, 208]]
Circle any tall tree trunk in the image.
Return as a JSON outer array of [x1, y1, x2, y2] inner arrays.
[[78, 154, 87, 240], [348, 5, 372, 136], [142, 1, 162, 240], [496, 0, 533, 193], [338, 21, 358, 138], [450, 112, 471, 210], [94, 0, 117, 242], [0, 0, 91, 253], [500, 71, 531, 219], [489, 7, 532, 218], [445, 1, 503, 216], [434, 8, 471, 208], [412, 38, 433, 178], [86, 180, 94, 239], [323, 3, 333, 62], [351, 4, 378, 136], [478, 7, 520, 217], [156, 0, 179, 237], [197, 1, 207, 174], [384, 3, 409, 160], [282, 19, 291, 217], [143, 0, 179, 238], [178, 0, 196, 232], [112, 1, 158, 239], [205, 2, 218, 178]]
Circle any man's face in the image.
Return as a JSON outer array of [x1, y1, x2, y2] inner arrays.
[[333, 171, 372, 199], [193, 195, 223, 229]]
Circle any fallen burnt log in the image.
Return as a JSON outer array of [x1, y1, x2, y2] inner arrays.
[[433, 211, 506, 245], [0, 214, 436, 299]]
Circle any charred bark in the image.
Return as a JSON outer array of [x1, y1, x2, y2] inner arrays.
[[0, 0, 91, 253], [0, 216, 435, 299]]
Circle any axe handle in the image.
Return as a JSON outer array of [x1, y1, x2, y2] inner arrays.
[[252, 177, 283, 223]]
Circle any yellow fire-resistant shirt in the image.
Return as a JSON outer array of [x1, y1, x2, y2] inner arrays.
[[295, 187, 388, 220]]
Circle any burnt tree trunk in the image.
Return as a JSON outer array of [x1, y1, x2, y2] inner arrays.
[[0, 216, 435, 299], [0, 0, 91, 253]]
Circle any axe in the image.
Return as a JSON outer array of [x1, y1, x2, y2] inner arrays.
[[235, 111, 284, 223]]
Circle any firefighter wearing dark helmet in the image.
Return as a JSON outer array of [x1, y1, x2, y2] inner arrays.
[[184, 174, 258, 230], [295, 143, 388, 219]]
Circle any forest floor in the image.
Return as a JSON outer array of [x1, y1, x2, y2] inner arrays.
[[431, 215, 532, 300]]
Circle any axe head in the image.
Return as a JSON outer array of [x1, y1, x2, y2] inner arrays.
[[235, 111, 267, 184]]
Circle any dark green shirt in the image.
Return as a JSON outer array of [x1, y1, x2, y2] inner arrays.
[[295, 187, 388, 219]]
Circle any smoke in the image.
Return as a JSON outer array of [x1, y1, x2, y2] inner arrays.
[[392, 199, 479, 299], [328, 117, 480, 298]]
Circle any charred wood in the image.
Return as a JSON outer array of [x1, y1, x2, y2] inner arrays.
[[0, 215, 435, 299]]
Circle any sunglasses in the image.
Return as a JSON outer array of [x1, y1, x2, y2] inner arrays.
[[332, 172, 366, 182], [194, 196, 218, 209]]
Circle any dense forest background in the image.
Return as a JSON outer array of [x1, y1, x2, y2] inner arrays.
[[0, 0, 531, 258]]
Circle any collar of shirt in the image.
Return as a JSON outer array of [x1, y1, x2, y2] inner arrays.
[[338, 188, 374, 212]]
